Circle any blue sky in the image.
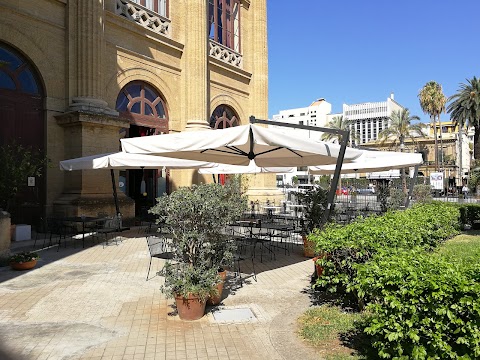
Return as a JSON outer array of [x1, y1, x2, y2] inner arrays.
[[267, 1, 480, 123]]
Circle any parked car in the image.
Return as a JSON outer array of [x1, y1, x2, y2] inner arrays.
[[356, 188, 375, 195]]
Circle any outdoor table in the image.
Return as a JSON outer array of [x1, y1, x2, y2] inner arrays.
[[229, 221, 276, 262], [257, 222, 294, 254], [62, 216, 105, 248], [262, 205, 281, 218], [289, 204, 305, 217]]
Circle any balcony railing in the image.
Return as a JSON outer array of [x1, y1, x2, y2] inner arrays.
[[116, 0, 171, 37], [209, 40, 242, 68]]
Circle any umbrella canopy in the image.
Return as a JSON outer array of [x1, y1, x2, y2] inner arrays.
[[309, 150, 423, 175], [59, 152, 216, 216], [198, 160, 295, 175], [120, 124, 363, 167], [59, 152, 214, 171]]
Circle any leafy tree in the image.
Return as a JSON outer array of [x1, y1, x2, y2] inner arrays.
[[321, 115, 359, 146], [0, 142, 49, 215], [418, 81, 447, 171], [447, 76, 480, 170], [378, 108, 425, 191]]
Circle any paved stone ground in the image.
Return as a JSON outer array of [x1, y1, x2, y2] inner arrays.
[[0, 229, 320, 360]]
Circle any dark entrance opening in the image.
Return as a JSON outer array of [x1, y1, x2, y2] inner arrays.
[[0, 43, 45, 226]]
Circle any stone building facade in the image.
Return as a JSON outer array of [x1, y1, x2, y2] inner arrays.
[[0, 0, 277, 225]]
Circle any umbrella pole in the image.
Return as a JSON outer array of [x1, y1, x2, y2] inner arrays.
[[323, 131, 349, 225], [404, 165, 419, 208], [110, 169, 121, 216]]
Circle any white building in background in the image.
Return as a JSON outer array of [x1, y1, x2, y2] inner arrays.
[[271, 94, 406, 186], [342, 93, 404, 145], [271, 98, 332, 140]]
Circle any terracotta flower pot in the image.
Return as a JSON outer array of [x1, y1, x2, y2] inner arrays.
[[174, 293, 206, 321], [312, 256, 324, 277], [303, 234, 315, 258], [207, 270, 227, 306], [10, 259, 37, 271]]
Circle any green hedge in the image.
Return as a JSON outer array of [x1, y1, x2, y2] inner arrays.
[[310, 202, 460, 295], [354, 249, 480, 359]]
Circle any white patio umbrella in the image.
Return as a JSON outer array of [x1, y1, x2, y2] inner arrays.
[[198, 160, 295, 175], [59, 152, 216, 215], [59, 152, 214, 171], [120, 124, 363, 167], [309, 150, 423, 175]]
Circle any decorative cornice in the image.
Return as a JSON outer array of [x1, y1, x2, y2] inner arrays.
[[209, 57, 252, 84], [106, 12, 184, 57]]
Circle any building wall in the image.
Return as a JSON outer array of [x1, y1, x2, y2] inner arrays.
[[0, 0, 273, 221]]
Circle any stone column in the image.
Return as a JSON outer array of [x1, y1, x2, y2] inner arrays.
[[183, 0, 210, 130]]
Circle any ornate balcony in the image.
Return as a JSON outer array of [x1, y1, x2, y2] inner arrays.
[[209, 40, 242, 68], [115, 0, 170, 37]]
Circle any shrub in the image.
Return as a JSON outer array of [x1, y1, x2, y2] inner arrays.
[[458, 204, 480, 229], [412, 184, 433, 203], [387, 188, 406, 210], [310, 202, 460, 298], [353, 249, 480, 359]]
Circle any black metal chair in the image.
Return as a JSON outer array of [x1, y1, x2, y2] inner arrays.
[[145, 234, 174, 281]]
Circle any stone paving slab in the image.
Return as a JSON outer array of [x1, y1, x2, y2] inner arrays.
[[0, 229, 319, 360]]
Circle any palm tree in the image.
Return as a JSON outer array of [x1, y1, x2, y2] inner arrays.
[[447, 76, 480, 161], [418, 81, 447, 171], [378, 108, 426, 191], [321, 115, 358, 146]]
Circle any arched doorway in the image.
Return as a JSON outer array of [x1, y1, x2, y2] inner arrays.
[[0, 43, 45, 224], [116, 81, 168, 218], [209, 104, 239, 184]]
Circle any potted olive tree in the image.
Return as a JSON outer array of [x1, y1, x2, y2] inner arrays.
[[149, 177, 247, 320]]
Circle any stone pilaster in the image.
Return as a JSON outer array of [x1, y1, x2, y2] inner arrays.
[[68, 0, 117, 115], [54, 112, 134, 219], [245, 0, 283, 203], [183, 0, 210, 130]]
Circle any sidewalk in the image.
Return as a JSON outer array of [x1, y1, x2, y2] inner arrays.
[[0, 229, 318, 360]]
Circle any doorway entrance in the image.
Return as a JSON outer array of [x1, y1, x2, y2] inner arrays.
[[0, 43, 45, 225], [116, 81, 169, 218]]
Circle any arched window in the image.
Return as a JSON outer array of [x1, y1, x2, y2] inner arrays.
[[116, 82, 168, 132], [208, 0, 240, 52], [210, 105, 239, 129], [0, 45, 42, 95]]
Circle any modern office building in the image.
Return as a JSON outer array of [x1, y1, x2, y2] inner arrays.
[[342, 93, 404, 145], [0, 0, 274, 224]]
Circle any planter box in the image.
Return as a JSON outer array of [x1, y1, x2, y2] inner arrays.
[[13, 224, 31, 241]]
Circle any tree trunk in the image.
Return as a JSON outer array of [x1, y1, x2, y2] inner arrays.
[[438, 114, 444, 170], [458, 125, 463, 186], [432, 115, 439, 171], [474, 124, 480, 162]]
